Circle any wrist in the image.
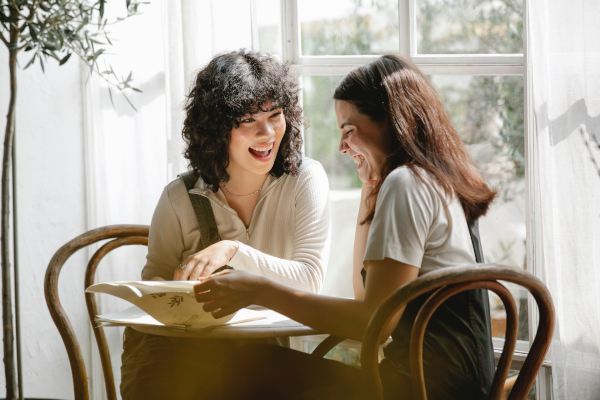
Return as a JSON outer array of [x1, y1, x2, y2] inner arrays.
[[224, 240, 239, 262], [254, 276, 275, 307]]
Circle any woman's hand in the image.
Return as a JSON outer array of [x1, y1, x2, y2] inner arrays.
[[194, 270, 267, 319], [173, 240, 239, 281]]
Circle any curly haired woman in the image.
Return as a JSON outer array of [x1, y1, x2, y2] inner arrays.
[[120, 49, 330, 400]]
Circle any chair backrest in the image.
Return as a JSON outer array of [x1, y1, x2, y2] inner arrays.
[[360, 264, 555, 400], [44, 225, 149, 400]]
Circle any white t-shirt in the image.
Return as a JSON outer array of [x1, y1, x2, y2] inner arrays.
[[364, 166, 476, 274]]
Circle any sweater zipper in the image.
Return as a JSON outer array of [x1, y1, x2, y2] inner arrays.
[[190, 175, 285, 240]]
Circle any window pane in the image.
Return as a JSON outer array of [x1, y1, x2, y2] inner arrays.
[[303, 75, 358, 191], [416, 0, 524, 54], [429, 75, 527, 340], [255, 0, 281, 56], [298, 0, 399, 56], [302, 75, 359, 299]]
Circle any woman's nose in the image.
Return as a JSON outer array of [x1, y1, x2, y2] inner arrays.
[[258, 119, 276, 136], [338, 137, 349, 154]]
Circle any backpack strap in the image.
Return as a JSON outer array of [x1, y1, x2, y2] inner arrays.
[[179, 171, 233, 274], [179, 171, 222, 252], [466, 219, 484, 263]]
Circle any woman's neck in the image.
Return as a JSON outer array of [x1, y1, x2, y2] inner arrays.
[[223, 167, 269, 196]]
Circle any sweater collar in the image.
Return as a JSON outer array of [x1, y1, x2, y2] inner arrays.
[[188, 173, 287, 211]]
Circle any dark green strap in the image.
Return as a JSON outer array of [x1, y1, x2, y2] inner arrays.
[[179, 171, 221, 252], [179, 171, 233, 274]]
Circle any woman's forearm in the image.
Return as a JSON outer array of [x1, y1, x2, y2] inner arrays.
[[256, 278, 372, 341], [352, 184, 373, 299], [229, 242, 326, 293]]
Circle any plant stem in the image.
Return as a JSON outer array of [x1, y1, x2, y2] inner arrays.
[[2, 7, 19, 399]]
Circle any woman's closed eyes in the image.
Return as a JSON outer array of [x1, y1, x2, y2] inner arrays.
[[238, 110, 282, 124]]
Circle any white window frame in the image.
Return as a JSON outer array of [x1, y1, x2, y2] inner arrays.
[[277, 1, 549, 398]]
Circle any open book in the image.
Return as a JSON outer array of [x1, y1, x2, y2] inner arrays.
[[86, 281, 267, 331]]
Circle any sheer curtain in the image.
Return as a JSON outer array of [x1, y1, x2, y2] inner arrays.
[[528, 0, 600, 398], [84, 1, 255, 398]]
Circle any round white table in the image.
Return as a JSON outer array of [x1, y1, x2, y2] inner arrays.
[[131, 309, 319, 339]]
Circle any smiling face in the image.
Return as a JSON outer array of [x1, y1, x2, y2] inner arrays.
[[228, 101, 286, 179], [335, 100, 391, 184]]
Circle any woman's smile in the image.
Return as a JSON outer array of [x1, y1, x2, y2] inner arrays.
[[248, 141, 275, 161], [352, 154, 365, 169], [335, 100, 390, 183]]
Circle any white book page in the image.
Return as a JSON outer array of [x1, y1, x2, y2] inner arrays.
[[96, 306, 269, 330], [87, 281, 234, 329]]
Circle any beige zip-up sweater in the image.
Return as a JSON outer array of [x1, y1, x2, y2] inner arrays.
[[141, 158, 331, 293]]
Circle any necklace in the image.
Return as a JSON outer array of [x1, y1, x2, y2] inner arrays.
[[222, 183, 262, 198]]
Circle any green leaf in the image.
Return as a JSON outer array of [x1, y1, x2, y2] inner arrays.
[[29, 25, 38, 41], [24, 53, 36, 69], [39, 56, 45, 73], [131, 87, 142, 93], [59, 53, 72, 66], [126, 0, 132, 9], [0, 15, 19, 23], [122, 92, 138, 112], [99, 0, 106, 19], [108, 86, 115, 108]]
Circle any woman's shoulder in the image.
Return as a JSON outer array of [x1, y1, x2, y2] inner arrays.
[[162, 176, 194, 208], [379, 166, 439, 206], [382, 166, 426, 192], [279, 157, 329, 200], [287, 157, 328, 184]]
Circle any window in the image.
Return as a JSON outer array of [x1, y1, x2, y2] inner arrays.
[[271, 1, 546, 397]]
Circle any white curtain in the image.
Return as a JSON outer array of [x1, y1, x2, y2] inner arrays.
[[85, 1, 255, 398], [529, 0, 600, 398]]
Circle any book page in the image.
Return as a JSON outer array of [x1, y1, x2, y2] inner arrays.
[[87, 281, 235, 329]]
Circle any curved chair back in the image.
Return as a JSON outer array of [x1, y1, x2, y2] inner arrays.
[[361, 264, 555, 400], [44, 225, 149, 400]]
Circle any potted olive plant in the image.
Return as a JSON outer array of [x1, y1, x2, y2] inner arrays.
[[0, 1, 142, 398]]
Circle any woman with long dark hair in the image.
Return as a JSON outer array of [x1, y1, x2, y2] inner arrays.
[[120, 49, 331, 400], [195, 55, 497, 399]]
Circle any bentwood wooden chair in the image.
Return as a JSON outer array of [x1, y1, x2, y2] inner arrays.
[[45, 225, 333, 400], [45, 225, 150, 400], [310, 264, 555, 400]]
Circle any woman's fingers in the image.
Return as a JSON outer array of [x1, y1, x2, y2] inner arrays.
[[209, 304, 244, 319], [189, 260, 215, 281], [195, 288, 216, 303], [172, 255, 193, 280], [173, 256, 206, 281]]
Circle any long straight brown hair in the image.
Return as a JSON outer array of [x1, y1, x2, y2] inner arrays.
[[334, 55, 496, 223]]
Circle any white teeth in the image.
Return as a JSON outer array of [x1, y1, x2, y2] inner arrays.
[[250, 143, 274, 152], [352, 155, 365, 165]]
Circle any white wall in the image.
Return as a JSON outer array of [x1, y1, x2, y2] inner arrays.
[[0, 46, 89, 398], [0, 1, 171, 398]]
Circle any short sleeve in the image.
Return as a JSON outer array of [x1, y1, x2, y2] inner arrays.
[[363, 167, 435, 269]]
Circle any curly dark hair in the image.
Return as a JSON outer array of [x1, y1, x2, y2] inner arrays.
[[182, 49, 304, 192]]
